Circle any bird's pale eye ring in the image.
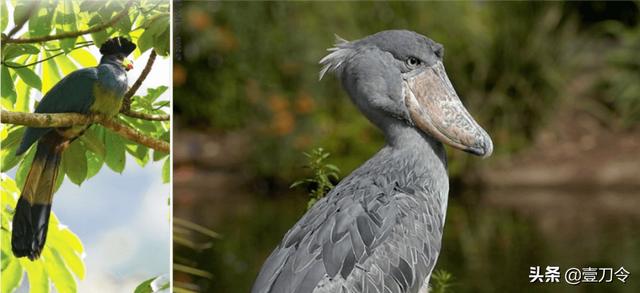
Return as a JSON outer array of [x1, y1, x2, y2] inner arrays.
[[406, 57, 421, 68]]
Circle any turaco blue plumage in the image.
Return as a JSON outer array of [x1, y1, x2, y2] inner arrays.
[[252, 30, 493, 293], [11, 37, 136, 261]]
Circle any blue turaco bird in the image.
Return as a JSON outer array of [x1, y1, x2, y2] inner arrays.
[[11, 37, 136, 260], [252, 30, 493, 293]]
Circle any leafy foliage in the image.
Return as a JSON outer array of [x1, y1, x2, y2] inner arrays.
[[290, 147, 340, 209], [1, 175, 85, 293], [173, 2, 585, 183], [590, 19, 640, 128], [1, 0, 171, 292], [173, 218, 217, 293], [431, 269, 454, 293], [134, 274, 170, 293]]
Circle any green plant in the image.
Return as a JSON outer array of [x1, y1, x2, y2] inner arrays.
[[134, 274, 170, 293], [173, 217, 218, 293], [591, 18, 640, 129], [290, 147, 340, 209], [431, 269, 454, 293], [1, 175, 84, 293]]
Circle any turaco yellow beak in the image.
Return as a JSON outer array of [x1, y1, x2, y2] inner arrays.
[[122, 58, 134, 71]]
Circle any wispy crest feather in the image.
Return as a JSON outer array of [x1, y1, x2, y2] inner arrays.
[[319, 34, 354, 81]]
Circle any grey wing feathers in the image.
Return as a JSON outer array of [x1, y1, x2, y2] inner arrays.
[[252, 173, 445, 293]]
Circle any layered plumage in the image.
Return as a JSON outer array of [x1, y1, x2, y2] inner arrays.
[[253, 30, 492, 292], [12, 37, 136, 260]]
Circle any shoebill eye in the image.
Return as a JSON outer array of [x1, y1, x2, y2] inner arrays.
[[406, 57, 421, 68]]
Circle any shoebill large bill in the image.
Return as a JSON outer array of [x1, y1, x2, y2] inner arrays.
[[11, 37, 136, 261], [252, 30, 493, 293]]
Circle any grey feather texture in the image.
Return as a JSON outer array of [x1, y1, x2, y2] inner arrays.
[[253, 30, 468, 293], [319, 35, 354, 81]]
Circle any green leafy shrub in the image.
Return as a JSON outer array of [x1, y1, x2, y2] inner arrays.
[[1, 175, 85, 293], [290, 147, 340, 209]]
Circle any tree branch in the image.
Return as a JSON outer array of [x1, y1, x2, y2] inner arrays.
[[0, 110, 169, 153], [120, 110, 169, 121], [120, 50, 169, 121], [101, 119, 169, 153], [2, 0, 134, 44], [123, 50, 157, 104]]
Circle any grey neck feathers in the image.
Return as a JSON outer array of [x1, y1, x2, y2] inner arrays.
[[352, 121, 447, 191], [383, 122, 447, 169]]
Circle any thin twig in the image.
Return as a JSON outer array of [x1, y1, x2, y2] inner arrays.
[[2, 0, 134, 44], [119, 50, 168, 121], [44, 41, 94, 51], [1, 43, 94, 68], [101, 118, 169, 153], [0, 110, 169, 153], [124, 50, 157, 103]]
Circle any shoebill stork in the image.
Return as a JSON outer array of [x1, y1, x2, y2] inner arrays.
[[252, 30, 493, 293]]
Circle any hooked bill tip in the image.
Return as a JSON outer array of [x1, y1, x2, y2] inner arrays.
[[465, 137, 493, 158]]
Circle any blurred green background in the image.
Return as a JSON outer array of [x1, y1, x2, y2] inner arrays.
[[172, 1, 640, 292]]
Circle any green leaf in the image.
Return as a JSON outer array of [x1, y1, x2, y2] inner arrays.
[[20, 260, 50, 293], [48, 227, 85, 280], [12, 1, 31, 26], [0, 126, 25, 172], [0, 259, 23, 293], [104, 129, 126, 173], [126, 143, 149, 167], [137, 28, 154, 54], [80, 126, 105, 159], [54, 54, 77, 76], [88, 15, 109, 46], [15, 146, 36, 189], [1, 0, 8, 32], [162, 157, 169, 184], [42, 52, 62, 93], [61, 140, 87, 186], [144, 86, 168, 103], [43, 249, 76, 293], [2, 44, 40, 61], [56, 0, 78, 52], [154, 25, 170, 56], [0, 251, 9, 271], [134, 277, 155, 293], [114, 10, 132, 34], [28, 1, 56, 38], [152, 149, 168, 161], [69, 47, 97, 67], [53, 166, 65, 194], [86, 153, 104, 179], [1, 65, 17, 102], [123, 116, 157, 133], [137, 14, 169, 53], [79, 1, 101, 12], [11, 55, 34, 112], [12, 66, 42, 91]]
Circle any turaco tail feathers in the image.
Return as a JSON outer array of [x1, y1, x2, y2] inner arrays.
[[99, 36, 136, 56], [11, 133, 65, 260]]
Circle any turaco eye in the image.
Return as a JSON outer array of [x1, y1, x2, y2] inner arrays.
[[406, 57, 421, 67]]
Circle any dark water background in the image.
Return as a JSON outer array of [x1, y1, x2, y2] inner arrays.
[[176, 183, 640, 293]]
